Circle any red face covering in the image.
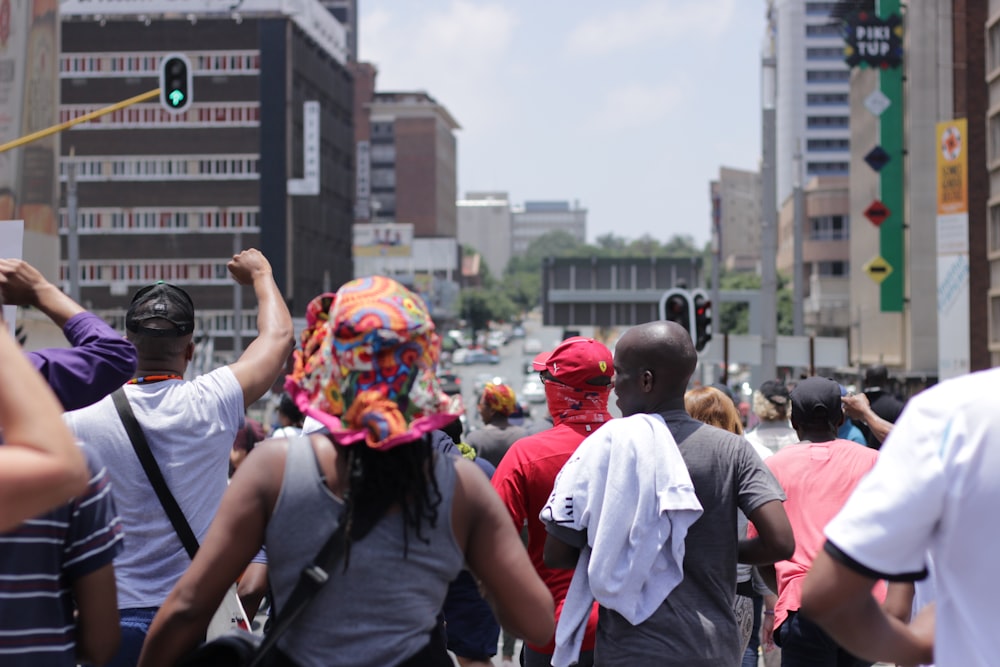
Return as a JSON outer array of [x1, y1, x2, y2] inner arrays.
[[543, 380, 612, 426]]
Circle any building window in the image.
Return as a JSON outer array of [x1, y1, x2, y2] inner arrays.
[[60, 50, 261, 77], [805, 1, 838, 15], [806, 23, 841, 37], [810, 215, 850, 241], [807, 92, 848, 106], [807, 138, 849, 152], [806, 161, 849, 175], [807, 115, 849, 129], [990, 20, 1000, 76], [991, 295, 1000, 344], [58, 207, 260, 233], [806, 47, 844, 60], [370, 168, 395, 188], [990, 204, 1000, 255], [60, 103, 260, 129], [990, 112, 1000, 164], [816, 260, 848, 276], [806, 69, 850, 83], [370, 143, 396, 164]]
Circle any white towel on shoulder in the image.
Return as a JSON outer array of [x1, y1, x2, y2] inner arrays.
[[540, 413, 703, 667]]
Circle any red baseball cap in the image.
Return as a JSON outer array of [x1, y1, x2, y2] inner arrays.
[[532, 337, 614, 389]]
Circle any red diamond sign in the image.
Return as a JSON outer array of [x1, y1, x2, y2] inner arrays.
[[864, 200, 890, 227]]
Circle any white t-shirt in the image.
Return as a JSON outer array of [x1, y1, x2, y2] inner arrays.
[[824, 367, 1000, 667], [64, 367, 244, 609]]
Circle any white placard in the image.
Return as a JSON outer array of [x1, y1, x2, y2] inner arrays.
[[287, 101, 320, 196]]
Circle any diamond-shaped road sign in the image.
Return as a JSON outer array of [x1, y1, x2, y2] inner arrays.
[[864, 146, 891, 172], [864, 89, 891, 116], [864, 256, 893, 285], [863, 200, 890, 227]]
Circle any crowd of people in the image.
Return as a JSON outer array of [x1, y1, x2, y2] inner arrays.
[[0, 251, 991, 666]]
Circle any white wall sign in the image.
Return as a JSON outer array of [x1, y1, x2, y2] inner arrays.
[[287, 101, 320, 196]]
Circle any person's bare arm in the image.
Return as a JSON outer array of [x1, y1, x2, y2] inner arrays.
[[225, 249, 294, 410], [842, 393, 893, 444], [453, 459, 555, 647], [543, 531, 582, 569], [0, 324, 88, 531], [73, 563, 121, 665], [237, 562, 268, 620], [0, 258, 84, 327], [800, 549, 933, 665], [740, 499, 795, 565], [138, 441, 282, 667]]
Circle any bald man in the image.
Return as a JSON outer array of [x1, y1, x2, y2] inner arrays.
[[545, 321, 794, 667]]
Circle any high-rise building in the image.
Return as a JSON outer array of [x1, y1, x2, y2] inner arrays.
[[457, 192, 513, 278], [710, 167, 762, 273], [58, 2, 355, 359], [777, 175, 850, 337], [321, 0, 357, 61], [510, 201, 587, 256], [356, 89, 460, 238], [771, 0, 851, 204]]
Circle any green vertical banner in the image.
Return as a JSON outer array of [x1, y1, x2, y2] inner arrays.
[[878, 0, 904, 312]]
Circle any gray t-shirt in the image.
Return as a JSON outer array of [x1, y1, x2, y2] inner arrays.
[[595, 409, 785, 667], [466, 422, 527, 467]]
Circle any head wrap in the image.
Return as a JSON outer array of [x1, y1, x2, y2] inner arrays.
[[285, 276, 459, 450], [543, 381, 612, 427], [481, 383, 516, 417]]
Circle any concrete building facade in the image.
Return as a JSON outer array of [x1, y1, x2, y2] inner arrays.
[[364, 91, 460, 238], [772, 0, 852, 204], [710, 166, 762, 273], [457, 192, 513, 278], [778, 175, 850, 337], [510, 200, 587, 256], [58, 3, 354, 359]]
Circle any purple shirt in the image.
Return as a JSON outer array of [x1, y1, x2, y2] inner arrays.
[[27, 312, 137, 410]]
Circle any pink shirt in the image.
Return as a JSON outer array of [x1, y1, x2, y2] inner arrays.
[[749, 438, 884, 628]]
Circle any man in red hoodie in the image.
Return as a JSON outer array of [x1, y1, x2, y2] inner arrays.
[[492, 337, 615, 667]]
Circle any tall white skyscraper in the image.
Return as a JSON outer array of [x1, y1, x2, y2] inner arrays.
[[772, 0, 851, 204]]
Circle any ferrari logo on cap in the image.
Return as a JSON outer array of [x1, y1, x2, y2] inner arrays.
[[599, 361, 607, 373]]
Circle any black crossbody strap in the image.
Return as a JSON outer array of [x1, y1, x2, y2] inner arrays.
[[111, 388, 200, 559], [249, 512, 348, 667]]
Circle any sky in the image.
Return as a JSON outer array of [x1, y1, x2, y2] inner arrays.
[[359, 0, 767, 247]]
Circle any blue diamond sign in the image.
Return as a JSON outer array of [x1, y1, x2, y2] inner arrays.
[[864, 146, 891, 172]]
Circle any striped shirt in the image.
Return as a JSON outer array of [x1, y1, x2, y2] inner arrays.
[[0, 448, 124, 666]]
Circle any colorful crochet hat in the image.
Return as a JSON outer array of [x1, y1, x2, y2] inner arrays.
[[285, 276, 459, 450], [481, 383, 516, 416]]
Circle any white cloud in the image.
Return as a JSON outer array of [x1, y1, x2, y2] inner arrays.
[[583, 82, 683, 133], [566, 0, 736, 57], [360, 1, 518, 129]]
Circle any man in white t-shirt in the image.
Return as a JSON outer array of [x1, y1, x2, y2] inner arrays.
[[65, 249, 293, 667], [800, 369, 1000, 667]]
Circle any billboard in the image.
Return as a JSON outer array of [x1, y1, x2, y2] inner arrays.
[[935, 119, 969, 380], [352, 222, 413, 258]]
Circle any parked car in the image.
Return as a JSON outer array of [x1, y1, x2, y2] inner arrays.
[[510, 325, 526, 339], [520, 374, 546, 404], [464, 348, 500, 365], [439, 372, 462, 396], [523, 338, 543, 355]]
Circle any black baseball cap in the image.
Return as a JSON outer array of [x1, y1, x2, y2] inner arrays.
[[125, 282, 195, 337], [790, 377, 843, 428], [759, 379, 790, 407]]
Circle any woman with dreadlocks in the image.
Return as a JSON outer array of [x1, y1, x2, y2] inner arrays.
[[137, 277, 554, 667]]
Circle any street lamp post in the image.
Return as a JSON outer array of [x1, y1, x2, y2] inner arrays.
[[759, 39, 778, 381]]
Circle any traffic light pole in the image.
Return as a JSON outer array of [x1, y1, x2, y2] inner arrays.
[[0, 88, 161, 154]]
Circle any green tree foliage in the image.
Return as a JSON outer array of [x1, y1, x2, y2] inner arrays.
[[458, 288, 518, 336], [717, 271, 793, 336]]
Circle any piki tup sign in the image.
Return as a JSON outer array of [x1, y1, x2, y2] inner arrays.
[[843, 11, 903, 69]]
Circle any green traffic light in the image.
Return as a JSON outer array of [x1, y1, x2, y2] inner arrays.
[[168, 89, 185, 107]]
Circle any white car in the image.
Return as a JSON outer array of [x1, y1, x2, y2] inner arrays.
[[520, 374, 546, 404], [523, 338, 543, 355]]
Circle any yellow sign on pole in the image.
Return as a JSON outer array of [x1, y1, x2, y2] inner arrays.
[[864, 255, 893, 284], [936, 119, 968, 216]]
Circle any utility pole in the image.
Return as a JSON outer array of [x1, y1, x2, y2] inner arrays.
[[759, 40, 778, 381], [792, 141, 805, 337], [66, 148, 80, 303], [710, 186, 722, 384]]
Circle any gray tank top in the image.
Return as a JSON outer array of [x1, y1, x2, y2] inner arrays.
[[265, 437, 464, 666]]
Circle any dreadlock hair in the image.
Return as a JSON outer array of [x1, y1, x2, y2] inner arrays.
[[336, 435, 443, 570]]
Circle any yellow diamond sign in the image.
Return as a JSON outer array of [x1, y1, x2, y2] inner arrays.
[[864, 255, 893, 285]]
